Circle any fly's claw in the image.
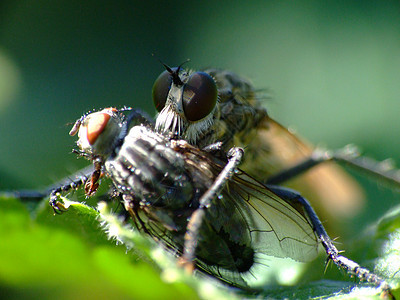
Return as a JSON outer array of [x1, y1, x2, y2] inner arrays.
[[49, 192, 68, 214], [84, 169, 102, 196], [84, 179, 99, 196], [83, 159, 103, 196], [47, 175, 88, 214]]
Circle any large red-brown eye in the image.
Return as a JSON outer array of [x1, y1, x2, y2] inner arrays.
[[182, 72, 217, 121], [152, 68, 177, 112]]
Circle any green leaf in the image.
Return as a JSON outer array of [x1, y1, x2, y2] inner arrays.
[[1, 194, 399, 299], [0, 195, 198, 300]]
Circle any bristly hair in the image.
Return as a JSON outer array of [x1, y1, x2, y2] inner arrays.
[[155, 101, 217, 145]]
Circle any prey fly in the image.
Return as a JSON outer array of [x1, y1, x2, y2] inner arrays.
[[47, 107, 391, 294]]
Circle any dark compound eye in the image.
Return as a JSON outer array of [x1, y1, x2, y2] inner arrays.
[[152, 69, 175, 112], [182, 72, 217, 121]]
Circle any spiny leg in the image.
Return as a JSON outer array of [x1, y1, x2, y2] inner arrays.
[[268, 185, 392, 297], [1, 190, 48, 201], [1, 165, 95, 212], [266, 145, 400, 188], [180, 147, 244, 272], [49, 174, 90, 214], [84, 159, 103, 196]]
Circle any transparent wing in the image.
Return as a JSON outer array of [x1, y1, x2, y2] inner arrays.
[[225, 169, 319, 262]]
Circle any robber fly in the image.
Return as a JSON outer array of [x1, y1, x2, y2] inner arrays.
[[51, 107, 390, 294], [152, 65, 367, 226]]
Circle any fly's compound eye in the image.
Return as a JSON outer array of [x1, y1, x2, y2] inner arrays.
[[182, 72, 217, 121], [84, 110, 113, 145], [152, 68, 176, 112], [72, 108, 118, 155]]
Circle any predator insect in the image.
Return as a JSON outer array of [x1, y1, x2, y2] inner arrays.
[[7, 64, 399, 298], [152, 65, 367, 225]]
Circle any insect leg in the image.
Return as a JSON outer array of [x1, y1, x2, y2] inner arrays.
[[266, 145, 400, 188], [2, 165, 94, 202], [49, 173, 91, 214], [180, 147, 244, 271], [268, 185, 392, 294], [4, 167, 95, 215]]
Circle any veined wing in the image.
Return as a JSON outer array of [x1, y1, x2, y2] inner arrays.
[[176, 139, 320, 264], [226, 169, 319, 262]]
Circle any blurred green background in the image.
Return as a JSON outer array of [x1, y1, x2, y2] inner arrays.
[[1, 0, 399, 229], [0, 0, 399, 266], [0, 1, 400, 298]]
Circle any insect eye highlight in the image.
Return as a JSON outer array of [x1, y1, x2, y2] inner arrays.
[[152, 68, 176, 112], [182, 72, 217, 121], [85, 112, 112, 145]]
